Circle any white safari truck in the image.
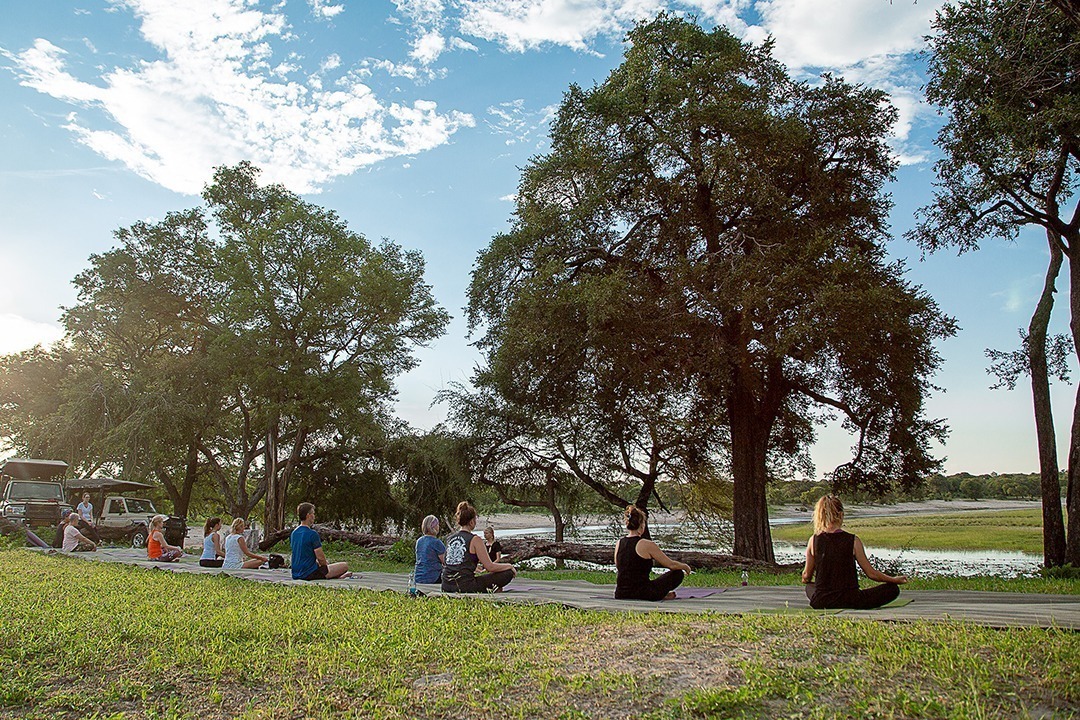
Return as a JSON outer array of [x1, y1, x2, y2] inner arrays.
[[65, 477, 162, 548]]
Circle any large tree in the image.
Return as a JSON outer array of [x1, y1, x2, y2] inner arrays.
[[204, 163, 449, 534], [469, 16, 954, 561], [0, 164, 448, 529], [911, 0, 1079, 565]]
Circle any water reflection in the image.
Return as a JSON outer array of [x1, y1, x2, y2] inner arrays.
[[501, 520, 1043, 578]]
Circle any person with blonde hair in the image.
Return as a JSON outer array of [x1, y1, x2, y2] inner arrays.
[[413, 514, 446, 584], [483, 525, 503, 562], [146, 515, 183, 562], [222, 518, 267, 570], [614, 505, 690, 601], [441, 501, 515, 593], [802, 495, 907, 609]]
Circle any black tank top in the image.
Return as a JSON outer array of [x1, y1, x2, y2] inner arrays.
[[812, 531, 859, 599], [443, 530, 478, 583], [615, 536, 653, 597]]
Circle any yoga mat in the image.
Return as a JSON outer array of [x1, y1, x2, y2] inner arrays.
[[749, 607, 842, 615], [502, 585, 546, 592], [880, 597, 912, 608], [588, 588, 727, 600], [674, 587, 726, 599]]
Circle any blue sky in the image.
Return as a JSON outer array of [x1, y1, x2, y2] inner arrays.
[[0, 0, 1072, 476]]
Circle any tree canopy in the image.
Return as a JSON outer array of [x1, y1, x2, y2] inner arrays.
[[464, 16, 955, 561], [0, 163, 449, 532], [913, 0, 1079, 565]]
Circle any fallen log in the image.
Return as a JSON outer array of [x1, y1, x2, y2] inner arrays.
[[258, 525, 800, 573], [258, 525, 398, 552], [498, 538, 801, 574]]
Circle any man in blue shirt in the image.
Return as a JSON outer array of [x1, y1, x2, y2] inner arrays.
[[291, 503, 351, 580]]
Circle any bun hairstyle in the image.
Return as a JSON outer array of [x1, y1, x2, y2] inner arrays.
[[813, 495, 844, 534], [204, 516, 221, 535], [455, 501, 477, 527], [624, 505, 646, 531]]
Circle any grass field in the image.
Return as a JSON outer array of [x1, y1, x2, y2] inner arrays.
[[0, 549, 1077, 719], [770, 509, 1048, 555]]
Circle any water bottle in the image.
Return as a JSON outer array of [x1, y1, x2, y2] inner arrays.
[[408, 570, 418, 597], [741, 570, 749, 586]]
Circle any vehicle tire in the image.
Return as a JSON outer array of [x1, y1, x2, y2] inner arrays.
[[131, 530, 147, 548]]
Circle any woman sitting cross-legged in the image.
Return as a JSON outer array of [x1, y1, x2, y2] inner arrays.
[[414, 514, 445, 584], [441, 501, 515, 593], [802, 495, 907, 610], [199, 517, 225, 568], [223, 518, 267, 570], [147, 515, 183, 562], [614, 505, 691, 601]]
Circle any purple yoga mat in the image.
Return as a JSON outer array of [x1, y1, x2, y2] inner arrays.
[[673, 587, 726, 599]]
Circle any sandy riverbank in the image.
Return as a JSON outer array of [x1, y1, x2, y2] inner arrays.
[[478, 499, 1044, 534]]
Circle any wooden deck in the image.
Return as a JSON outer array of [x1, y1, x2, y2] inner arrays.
[[55, 548, 1080, 629]]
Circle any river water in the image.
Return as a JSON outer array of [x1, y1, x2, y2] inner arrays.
[[499, 518, 1043, 578]]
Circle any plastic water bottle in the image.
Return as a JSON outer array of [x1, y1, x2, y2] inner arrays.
[[741, 570, 749, 586], [408, 570, 418, 597]]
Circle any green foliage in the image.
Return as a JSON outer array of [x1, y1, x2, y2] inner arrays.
[[463, 15, 954, 562], [0, 163, 448, 531], [1042, 564, 1080, 580]]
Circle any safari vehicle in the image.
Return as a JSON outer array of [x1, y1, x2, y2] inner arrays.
[[66, 477, 161, 548], [0, 459, 72, 528], [99, 495, 159, 547]]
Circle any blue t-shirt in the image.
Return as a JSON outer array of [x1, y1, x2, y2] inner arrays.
[[414, 534, 446, 584], [290, 525, 322, 580]]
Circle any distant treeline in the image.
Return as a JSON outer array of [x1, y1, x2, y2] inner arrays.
[[766, 472, 1062, 507]]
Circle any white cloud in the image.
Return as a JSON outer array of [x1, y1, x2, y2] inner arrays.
[[741, 0, 945, 165], [320, 53, 342, 71], [309, 0, 345, 19], [749, 0, 942, 70], [0, 315, 63, 356], [410, 29, 447, 64], [499, 193, 516, 201], [456, 0, 745, 52], [7, 0, 473, 195], [394, 0, 446, 25], [486, 99, 557, 146]]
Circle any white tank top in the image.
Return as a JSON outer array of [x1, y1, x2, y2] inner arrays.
[[223, 533, 244, 569]]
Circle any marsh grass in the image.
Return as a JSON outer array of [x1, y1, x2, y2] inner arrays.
[[1, 549, 1077, 719], [770, 509, 1048, 554]]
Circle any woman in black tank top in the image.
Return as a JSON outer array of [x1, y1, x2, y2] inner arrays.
[[441, 501, 516, 593], [614, 505, 692, 601], [802, 496, 907, 609]]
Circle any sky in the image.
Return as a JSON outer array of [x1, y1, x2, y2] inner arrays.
[[0, 0, 1073, 478]]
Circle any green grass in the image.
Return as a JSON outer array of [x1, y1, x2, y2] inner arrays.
[[771, 509, 1048, 554], [1, 549, 1077, 719]]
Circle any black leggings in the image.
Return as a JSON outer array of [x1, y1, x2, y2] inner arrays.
[[805, 582, 900, 610], [199, 558, 224, 568], [615, 569, 685, 601], [442, 569, 515, 593]]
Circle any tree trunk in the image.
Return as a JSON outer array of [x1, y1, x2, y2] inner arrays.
[[1030, 232, 1067, 567], [728, 385, 775, 563], [263, 419, 283, 535], [1066, 232, 1080, 565]]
